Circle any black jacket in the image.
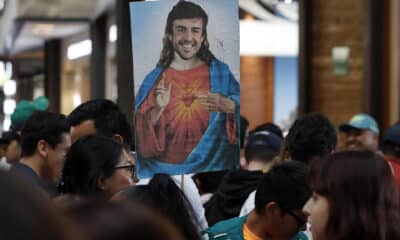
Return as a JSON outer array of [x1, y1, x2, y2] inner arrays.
[[204, 170, 263, 226]]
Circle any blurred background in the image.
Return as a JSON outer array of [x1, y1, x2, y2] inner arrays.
[[0, 0, 397, 135]]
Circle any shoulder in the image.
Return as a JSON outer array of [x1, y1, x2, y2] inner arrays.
[[206, 216, 246, 239], [11, 162, 36, 177]]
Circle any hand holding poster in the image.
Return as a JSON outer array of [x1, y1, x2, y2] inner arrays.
[[130, 0, 240, 178]]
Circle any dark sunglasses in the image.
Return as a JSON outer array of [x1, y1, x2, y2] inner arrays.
[[114, 164, 139, 183]]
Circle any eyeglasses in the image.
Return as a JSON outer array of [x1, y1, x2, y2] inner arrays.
[[285, 209, 307, 228], [114, 164, 139, 183]]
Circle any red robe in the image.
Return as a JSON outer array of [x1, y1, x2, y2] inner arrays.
[[137, 64, 211, 163]]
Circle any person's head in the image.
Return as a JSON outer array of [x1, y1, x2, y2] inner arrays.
[[114, 173, 202, 240], [243, 131, 282, 170], [303, 151, 400, 240], [382, 123, 400, 158], [60, 135, 136, 197], [157, 0, 215, 67], [20, 111, 71, 183], [2, 130, 21, 163], [64, 200, 183, 240], [0, 171, 78, 240], [250, 122, 284, 139], [254, 161, 311, 239], [286, 113, 337, 164], [339, 113, 379, 151], [67, 99, 133, 147]]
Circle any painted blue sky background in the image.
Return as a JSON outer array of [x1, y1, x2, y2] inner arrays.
[[130, 0, 240, 95]]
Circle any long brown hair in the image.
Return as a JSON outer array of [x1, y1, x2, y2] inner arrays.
[[310, 151, 400, 240], [157, 1, 215, 68]]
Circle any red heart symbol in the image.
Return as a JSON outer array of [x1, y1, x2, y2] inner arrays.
[[182, 93, 197, 107]]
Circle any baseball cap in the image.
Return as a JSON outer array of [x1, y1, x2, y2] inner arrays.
[[339, 113, 379, 134], [245, 130, 282, 153], [383, 123, 400, 145]]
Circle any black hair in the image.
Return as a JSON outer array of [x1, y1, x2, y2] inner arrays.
[[286, 113, 337, 164], [381, 124, 400, 157], [1, 130, 20, 144], [250, 122, 283, 139], [382, 142, 400, 158], [118, 174, 202, 240], [20, 111, 69, 157], [60, 135, 123, 196], [157, 0, 215, 67], [67, 99, 133, 147], [64, 200, 182, 240], [255, 161, 310, 214]]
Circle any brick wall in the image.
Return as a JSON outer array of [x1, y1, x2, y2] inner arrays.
[[310, 0, 365, 126], [240, 56, 274, 130]]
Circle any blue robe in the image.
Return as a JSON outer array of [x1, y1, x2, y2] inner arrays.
[[135, 59, 240, 179]]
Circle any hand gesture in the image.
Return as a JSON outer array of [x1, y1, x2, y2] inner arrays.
[[198, 92, 235, 114], [154, 76, 171, 109]]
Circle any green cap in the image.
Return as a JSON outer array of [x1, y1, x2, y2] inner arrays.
[[339, 113, 379, 134]]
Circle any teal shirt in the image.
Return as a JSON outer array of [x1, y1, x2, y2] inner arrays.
[[206, 216, 308, 240]]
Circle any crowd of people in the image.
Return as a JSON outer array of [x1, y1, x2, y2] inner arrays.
[[1, 0, 399, 238], [0, 96, 399, 240]]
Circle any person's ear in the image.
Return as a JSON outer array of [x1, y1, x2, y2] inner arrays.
[[240, 155, 248, 170], [97, 175, 107, 191], [265, 201, 281, 216], [112, 134, 124, 145], [262, 202, 284, 224], [37, 140, 48, 158]]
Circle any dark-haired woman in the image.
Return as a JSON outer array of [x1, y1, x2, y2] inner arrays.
[[303, 151, 400, 240], [114, 173, 203, 240], [60, 135, 136, 197]]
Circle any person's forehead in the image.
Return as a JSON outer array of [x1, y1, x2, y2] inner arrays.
[[61, 133, 71, 145], [172, 18, 204, 27]]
